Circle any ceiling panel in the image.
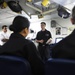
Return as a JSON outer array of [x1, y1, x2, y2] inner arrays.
[[0, 0, 75, 26]]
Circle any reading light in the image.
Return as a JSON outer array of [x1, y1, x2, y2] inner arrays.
[[41, 0, 50, 7]]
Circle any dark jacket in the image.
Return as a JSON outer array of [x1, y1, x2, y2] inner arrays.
[[52, 29, 75, 60], [0, 33, 44, 75]]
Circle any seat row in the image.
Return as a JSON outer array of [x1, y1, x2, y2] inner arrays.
[[0, 55, 75, 75]]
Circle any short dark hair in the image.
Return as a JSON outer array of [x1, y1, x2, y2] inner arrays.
[[2, 25, 7, 29], [9, 16, 30, 32], [41, 22, 46, 25]]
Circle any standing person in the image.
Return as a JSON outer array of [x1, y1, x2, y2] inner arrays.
[[36, 22, 52, 61], [0, 16, 44, 75], [51, 6, 75, 60], [0, 25, 10, 45]]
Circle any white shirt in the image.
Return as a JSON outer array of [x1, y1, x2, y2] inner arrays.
[[0, 31, 10, 45]]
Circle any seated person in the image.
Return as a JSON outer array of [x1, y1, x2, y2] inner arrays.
[[0, 16, 44, 75], [51, 6, 75, 60], [0, 25, 10, 45]]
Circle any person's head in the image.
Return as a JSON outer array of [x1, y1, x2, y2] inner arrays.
[[2, 25, 7, 33], [9, 15, 30, 37], [41, 22, 46, 30], [71, 6, 75, 24]]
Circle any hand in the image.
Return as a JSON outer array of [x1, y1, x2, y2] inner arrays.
[[39, 40, 44, 43], [46, 38, 52, 44], [35, 39, 44, 43], [1, 39, 9, 42]]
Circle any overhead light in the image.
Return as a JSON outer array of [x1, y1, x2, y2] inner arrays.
[[57, 5, 70, 19], [3, 2, 7, 8], [0, 1, 7, 9], [7, 1, 22, 13], [27, 0, 32, 2], [41, 0, 50, 7]]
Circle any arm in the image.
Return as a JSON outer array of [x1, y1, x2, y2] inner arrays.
[[35, 39, 44, 43], [46, 31, 52, 44], [1, 39, 9, 42], [0, 33, 9, 42], [46, 38, 52, 44], [24, 42, 45, 75]]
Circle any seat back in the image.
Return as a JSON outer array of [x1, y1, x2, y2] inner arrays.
[[45, 58, 75, 75], [0, 55, 32, 75]]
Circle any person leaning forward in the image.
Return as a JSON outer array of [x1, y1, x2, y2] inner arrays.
[[51, 6, 75, 60]]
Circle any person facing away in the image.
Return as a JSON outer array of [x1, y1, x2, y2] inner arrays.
[[36, 22, 52, 61], [0, 25, 10, 46], [51, 6, 75, 60], [0, 16, 45, 75]]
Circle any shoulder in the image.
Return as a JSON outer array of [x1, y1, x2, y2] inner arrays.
[[45, 29, 51, 33], [0, 31, 3, 34], [0, 32, 4, 37], [25, 39, 35, 46], [37, 30, 41, 33], [24, 39, 37, 50], [37, 31, 42, 34], [45, 29, 49, 32]]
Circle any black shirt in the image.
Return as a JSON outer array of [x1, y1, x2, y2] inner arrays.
[[52, 29, 75, 60], [0, 33, 45, 75], [36, 29, 52, 46]]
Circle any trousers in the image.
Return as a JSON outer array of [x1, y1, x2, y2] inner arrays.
[[38, 45, 50, 61]]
